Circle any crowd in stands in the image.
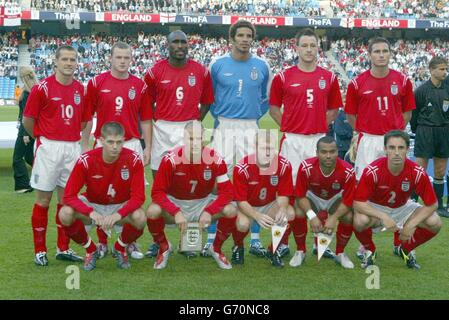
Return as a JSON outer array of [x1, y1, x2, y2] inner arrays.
[[28, 33, 339, 85], [29, 0, 321, 16], [1, 0, 20, 8], [332, 38, 449, 86], [0, 31, 19, 80], [26, 0, 449, 19], [331, 0, 449, 19]]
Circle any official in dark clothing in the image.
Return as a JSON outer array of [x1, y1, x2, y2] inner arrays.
[[334, 109, 353, 160], [12, 67, 37, 193], [411, 56, 449, 218]]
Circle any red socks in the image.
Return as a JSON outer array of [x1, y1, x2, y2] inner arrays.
[[289, 216, 308, 252], [147, 217, 169, 253], [354, 228, 376, 252], [63, 219, 96, 254], [401, 227, 437, 253], [232, 229, 249, 248], [32, 204, 48, 253], [213, 216, 237, 253], [56, 203, 70, 251], [393, 230, 401, 246], [114, 224, 144, 253], [335, 222, 353, 255], [96, 226, 109, 245]]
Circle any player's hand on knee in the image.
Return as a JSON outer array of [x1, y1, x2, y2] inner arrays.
[[256, 213, 274, 229], [310, 217, 323, 234], [382, 216, 398, 232], [102, 213, 122, 231], [198, 211, 212, 229], [399, 226, 416, 243], [89, 211, 104, 226], [175, 211, 187, 232], [274, 208, 287, 226], [323, 215, 337, 235]]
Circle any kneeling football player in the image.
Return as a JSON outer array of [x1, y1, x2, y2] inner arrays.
[[146, 121, 237, 270], [353, 130, 441, 270], [290, 136, 356, 269], [214, 130, 295, 268], [59, 122, 147, 271]]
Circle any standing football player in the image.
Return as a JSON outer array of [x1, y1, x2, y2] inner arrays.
[[23, 45, 89, 266]]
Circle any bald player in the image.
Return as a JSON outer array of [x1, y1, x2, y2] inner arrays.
[[143, 31, 215, 258]]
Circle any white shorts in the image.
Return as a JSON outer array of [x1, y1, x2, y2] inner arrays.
[[369, 200, 421, 233], [306, 191, 342, 212], [167, 195, 217, 222], [96, 138, 143, 160], [254, 201, 277, 215], [151, 120, 189, 170], [280, 133, 325, 184], [233, 200, 277, 216], [210, 117, 258, 175], [31, 137, 81, 191], [79, 195, 125, 233], [355, 133, 385, 180]]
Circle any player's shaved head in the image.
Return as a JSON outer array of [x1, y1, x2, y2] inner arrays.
[[101, 121, 125, 138], [316, 136, 337, 150], [167, 30, 188, 43]]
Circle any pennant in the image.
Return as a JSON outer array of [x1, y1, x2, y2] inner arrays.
[[317, 232, 333, 261], [271, 224, 287, 253]]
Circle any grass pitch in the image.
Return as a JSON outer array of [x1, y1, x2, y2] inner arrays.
[[0, 108, 448, 300]]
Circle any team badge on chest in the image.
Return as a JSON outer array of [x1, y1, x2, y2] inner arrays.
[[188, 74, 196, 87], [391, 83, 398, 96], [318, 79, 326, 90], [74, 92, 81, 105], [401, 180, 410, 192], [128, 87, 136, 100], [203, 169, 212, 181], [443, 100, 449, 112], [250, 67, 258, 81], [270, 175, 279, 186], [121, 167, 129, 180]]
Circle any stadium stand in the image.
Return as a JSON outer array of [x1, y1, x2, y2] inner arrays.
[[29, 0, 322, 16], [0, 31, 18, 99], [330, 0, 449, 19], [332, 38, 449, 85]]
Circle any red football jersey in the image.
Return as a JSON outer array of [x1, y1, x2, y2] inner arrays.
[[355, 157, 436, 208], [63, 148, 145, 217], [344, 69, 416, 135], [151, 146, 233, 216], [233, 154, 293, 207], [144, 59, 214, 121], [295, 157, 356, 208], [23, 75, 89, 141], [269, 66, 342, 134], [86, 71, 152, 140]]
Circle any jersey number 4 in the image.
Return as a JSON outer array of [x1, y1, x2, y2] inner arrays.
[[107, 184, 116, 198]]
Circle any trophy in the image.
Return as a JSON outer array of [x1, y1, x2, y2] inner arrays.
[[180, 222, 202, 252]]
